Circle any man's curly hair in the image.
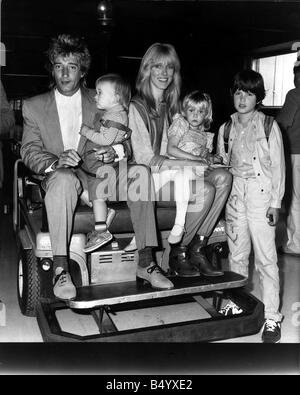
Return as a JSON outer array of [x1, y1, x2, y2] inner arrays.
[[46, 34, 91, 87]]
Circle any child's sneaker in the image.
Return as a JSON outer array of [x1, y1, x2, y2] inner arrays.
[[219, 300, 243, 316], [261, 319, 281, 343], [168, 224, 185, 244], [83, 230, 113, 253], [124, 236, 137, 252]]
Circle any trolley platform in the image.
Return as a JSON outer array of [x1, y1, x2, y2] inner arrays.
[[36, 272, 265, 342]]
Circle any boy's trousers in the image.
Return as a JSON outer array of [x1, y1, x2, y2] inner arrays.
[[225, 176, 282, 322]]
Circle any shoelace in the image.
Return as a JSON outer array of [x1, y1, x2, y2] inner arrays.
[[220, 302, 242, 315], [264, 320, 278, 332], [59, 275, 67, 285], [54, 271, 67, 286], [147, 264, 167, 276]]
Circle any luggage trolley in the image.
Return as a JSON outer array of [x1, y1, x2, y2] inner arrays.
[[14, 159, 264, 342]]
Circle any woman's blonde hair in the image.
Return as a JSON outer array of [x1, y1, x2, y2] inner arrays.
[[135, 43, 181, 117], [182, 91, 213, 131]]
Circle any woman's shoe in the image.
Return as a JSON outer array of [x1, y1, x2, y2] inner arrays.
[[136, 263, 174, 290], [124, 236, 137, 252], [169, 245, 200, 277], [168, 224, 185, 244]]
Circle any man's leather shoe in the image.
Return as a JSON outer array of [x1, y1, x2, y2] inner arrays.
[[53, 269, 76, 300], [169, 245, 200, 277], [189, 237, 224, 277], [136, 263, 174, 289]]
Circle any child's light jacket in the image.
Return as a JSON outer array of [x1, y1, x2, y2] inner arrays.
[[217, 111, 285, 208]]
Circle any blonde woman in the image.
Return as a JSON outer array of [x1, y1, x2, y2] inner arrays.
[[129, 43, 231, 278]]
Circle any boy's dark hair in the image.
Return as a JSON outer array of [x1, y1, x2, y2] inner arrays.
[[96, 73, 131, 109], [46, 34, 91, 87], [231, 69, 266, 103]]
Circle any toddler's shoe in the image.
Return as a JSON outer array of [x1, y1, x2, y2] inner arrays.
[[219, 300, 243, 316], [168, 224, 185, 244], [261, 319, 281, 343], [80, 189, 92, 207], [124, 236, 137, 252], [106, 208, 116, 228], [83, 230, 113, 253], [53, 269, 76, 300]]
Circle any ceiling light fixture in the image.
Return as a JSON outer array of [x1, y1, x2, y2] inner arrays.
[[97, 0, 114, 27]]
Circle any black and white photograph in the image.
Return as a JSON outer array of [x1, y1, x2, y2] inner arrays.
[[0, 0, 299, 375]]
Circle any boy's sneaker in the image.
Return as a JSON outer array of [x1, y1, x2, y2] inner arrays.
[[53, 270, 76, 300], [83, 230, 113, 253], [219, 300, 244, 316], [261, 319, 281, 343]]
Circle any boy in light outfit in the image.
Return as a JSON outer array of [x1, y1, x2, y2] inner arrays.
[[217, 70, 285, 343]]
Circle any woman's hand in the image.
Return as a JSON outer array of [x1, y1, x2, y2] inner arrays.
[[212, 154, 223, 164]]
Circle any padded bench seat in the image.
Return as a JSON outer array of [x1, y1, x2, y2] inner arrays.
[[73, 202, 177, 235], [22, 161, 178, 236], [21, 163, 226, 245]]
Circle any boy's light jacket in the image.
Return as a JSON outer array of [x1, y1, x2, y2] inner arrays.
[[217, 111, 285, 208]]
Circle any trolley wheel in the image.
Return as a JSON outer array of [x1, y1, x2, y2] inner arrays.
[[17, 247, 41, 317]]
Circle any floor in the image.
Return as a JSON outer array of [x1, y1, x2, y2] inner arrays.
[[0, 190, 299, 344]]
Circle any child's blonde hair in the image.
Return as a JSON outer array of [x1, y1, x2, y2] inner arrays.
[[182, 91, 213, 131]]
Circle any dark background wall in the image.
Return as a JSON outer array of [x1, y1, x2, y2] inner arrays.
[[2, 0, 300, 129], [1, 0, 299, 207]]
